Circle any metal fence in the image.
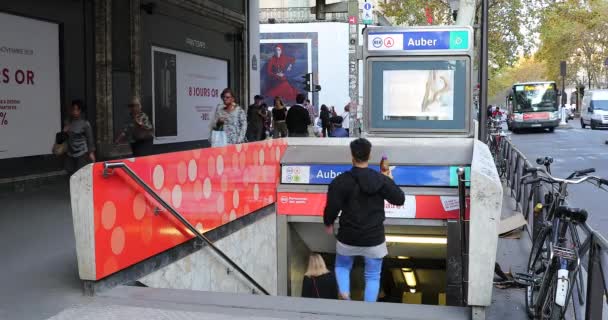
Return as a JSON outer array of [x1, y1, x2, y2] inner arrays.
[[499, 137, 608, 319]]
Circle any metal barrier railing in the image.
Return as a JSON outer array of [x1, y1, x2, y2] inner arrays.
[[103, 162, 270, 295], [497, 137, 608, 319]]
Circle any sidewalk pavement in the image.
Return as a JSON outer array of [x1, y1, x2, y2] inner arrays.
[[0, 179, 90, 320], [486, 183, 531, 320]]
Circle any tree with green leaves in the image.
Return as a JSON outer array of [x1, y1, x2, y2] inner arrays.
[[379, 0, 533, 77], [489, 57, 548, 103], [536, 0, 608, 90]]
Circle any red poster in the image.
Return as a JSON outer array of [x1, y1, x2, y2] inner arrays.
[[277, 193, 327, 216], [277, 192, 470, 220]]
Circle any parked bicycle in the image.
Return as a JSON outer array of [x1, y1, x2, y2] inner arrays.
[[486, 117, 508, 177], [518, 166, 608, 319]]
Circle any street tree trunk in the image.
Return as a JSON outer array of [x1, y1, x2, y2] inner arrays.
[[456, 0, 476, 26]]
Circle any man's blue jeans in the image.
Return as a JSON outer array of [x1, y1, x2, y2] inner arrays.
[[335, 254, 383, 302]]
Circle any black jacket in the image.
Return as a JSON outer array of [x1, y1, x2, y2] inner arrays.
[[286, 104, 311, 134], [301, 273, 338, 299], [324, 167, 405, 247]]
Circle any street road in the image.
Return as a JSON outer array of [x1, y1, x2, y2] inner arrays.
[[509, 120, 608, 236]]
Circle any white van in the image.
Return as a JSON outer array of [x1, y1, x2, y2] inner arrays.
[[581, 89, 608, 129]]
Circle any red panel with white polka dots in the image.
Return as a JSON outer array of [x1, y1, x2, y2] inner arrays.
[[92, 139, 288, 280]]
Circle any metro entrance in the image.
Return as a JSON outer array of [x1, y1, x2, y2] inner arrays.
[[276, 26, 501, 319]]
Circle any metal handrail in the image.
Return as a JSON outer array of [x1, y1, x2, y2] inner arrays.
[[103, 161, 270, 295], [457, 167, 469, 304], [498, 138, 608, 319]]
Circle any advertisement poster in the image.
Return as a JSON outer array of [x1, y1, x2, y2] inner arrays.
[[260, 41, 309, 106], [151, 46, 227, 144], [0, 13, 60, 159], [383, 69, 454, 120], [260, 32, 319, 109]]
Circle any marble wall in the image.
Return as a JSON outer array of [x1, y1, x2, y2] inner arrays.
[[467, 140, 503, 306], [139, 213, 278, 295]]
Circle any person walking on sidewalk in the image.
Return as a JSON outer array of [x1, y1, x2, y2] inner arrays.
[[320, 104, 331, 137], [286, 93, 311, 137], [246, 95, 266, 142], [341, 104, 351, 136], [323, 138, 405, 302], [63, 100, 96, 174], [304, 98, 317, 136], [115, 96, 155, 156], [272, 96, 288, 138]]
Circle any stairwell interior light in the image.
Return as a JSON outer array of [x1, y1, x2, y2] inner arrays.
[[386, 235, 447, 245], [402, 268, 417, 288]]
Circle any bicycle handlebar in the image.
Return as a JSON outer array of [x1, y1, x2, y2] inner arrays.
[[576, 168, 595, 176], [522, 167, 604, 186]]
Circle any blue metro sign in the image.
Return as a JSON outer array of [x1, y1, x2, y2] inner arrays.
[[368, 29, 471, 52]]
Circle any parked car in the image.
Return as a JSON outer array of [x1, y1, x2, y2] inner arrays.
[[581, 90, 608, 129]]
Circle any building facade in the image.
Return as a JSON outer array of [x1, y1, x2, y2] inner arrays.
[[0, 0, 259, 179]]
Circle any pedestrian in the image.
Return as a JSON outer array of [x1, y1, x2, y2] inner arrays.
[[324, 138, 405, 302], [328, 116, 349, 137], [286, 93, 311, 137], [115, 96, 154, 157], [320, 105, 331, 137], [246, 95, 267, 142], [304, 98, 317, 136], [272, 96, 288, 138], [210, 88, 247, 145], [63, 100, 96, 175], [341, 104, 351, 136], [492, 106, 502, 119], [261, 103, 271, 139], [301, 253, 338, 299]]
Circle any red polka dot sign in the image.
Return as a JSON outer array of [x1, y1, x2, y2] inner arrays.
[[92, 139, 288, 280]]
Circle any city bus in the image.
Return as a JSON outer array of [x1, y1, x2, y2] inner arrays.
[[506, 81, 560, 132]]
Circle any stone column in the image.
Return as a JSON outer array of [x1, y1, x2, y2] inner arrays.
[[130, 0, 142, 98], [94, 0, 113, 157], [248, 0, 261, 102]]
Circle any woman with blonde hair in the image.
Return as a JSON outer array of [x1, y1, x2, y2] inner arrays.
[[271, 96, 288, 138], [301, 253, 338, 299]]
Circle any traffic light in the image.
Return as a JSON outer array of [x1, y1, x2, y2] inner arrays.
[[302, 73, 321, 92], [302, 73, 312, 92]]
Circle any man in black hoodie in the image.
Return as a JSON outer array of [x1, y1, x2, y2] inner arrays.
[[324, 138, 405, 302], [286, 93, 311, 137]]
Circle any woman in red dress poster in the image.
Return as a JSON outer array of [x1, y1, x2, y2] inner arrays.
[[266, 45, 299, 102]]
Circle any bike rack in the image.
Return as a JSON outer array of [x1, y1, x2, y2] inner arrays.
[[498, 138, 608, 320]]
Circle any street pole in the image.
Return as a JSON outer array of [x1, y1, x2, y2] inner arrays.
[[347, 0, 359, 137], [478, 0, 489, 141]]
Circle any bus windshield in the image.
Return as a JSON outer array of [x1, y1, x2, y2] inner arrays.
[[513, 83, 558, 112]]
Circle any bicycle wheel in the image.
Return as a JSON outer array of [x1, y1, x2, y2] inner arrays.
[[542, 276, 564, 320], [525, 225, 552, 318]]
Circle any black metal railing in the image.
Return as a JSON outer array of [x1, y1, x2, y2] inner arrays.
[[260, 7, 377, 24], [498, 138, 608, 319], [103, 162, 270, 295], [457, 168, 469, 305]]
